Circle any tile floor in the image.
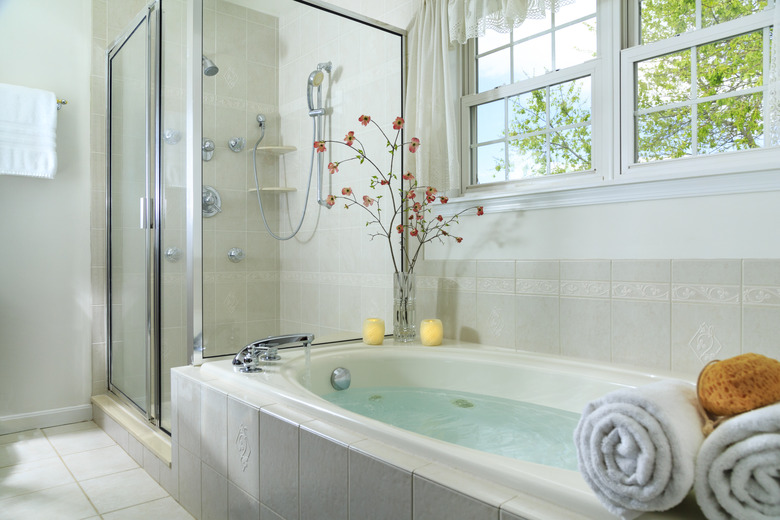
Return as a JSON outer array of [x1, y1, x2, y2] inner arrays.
[[0, 421, 193, 519]]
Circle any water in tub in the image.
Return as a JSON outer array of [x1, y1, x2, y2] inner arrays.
[[323, 386, 580, 470]]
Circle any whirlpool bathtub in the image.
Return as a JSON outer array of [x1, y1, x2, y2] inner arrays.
[[198, 341, 703, 520]]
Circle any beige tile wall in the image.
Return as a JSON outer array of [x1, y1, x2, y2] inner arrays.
[[201, 1, 282, 357], [418, 258, 780, 377]]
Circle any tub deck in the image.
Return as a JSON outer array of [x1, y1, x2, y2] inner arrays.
[[195, 340, 705, 520]]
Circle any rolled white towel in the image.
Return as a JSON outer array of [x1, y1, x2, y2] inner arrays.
[[695, 402, 780, 520], [574, 380, 706, 519]]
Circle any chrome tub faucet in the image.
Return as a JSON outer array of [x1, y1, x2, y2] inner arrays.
[[232, 333, 314, 373]]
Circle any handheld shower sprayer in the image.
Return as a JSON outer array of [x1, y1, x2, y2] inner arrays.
[[307, 61, 332, 116]]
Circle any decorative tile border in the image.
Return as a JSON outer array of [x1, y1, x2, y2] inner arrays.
[[417, 275, 476, 292], [560, 281, 610, 299], [477, 278, 514, 294], [515, 279, 559, 296], [743, 286, 780, 306], [671, 284, 740, 304], [612, 282, 669, 301], [246, 271, 280, 282]]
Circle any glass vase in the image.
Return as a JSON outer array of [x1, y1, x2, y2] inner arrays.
[[393, 271, 416, 342]]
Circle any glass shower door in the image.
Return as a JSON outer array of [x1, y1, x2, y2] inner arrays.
[[107, 4, 160, 419]]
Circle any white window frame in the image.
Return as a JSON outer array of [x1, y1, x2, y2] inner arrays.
[[620, 8, 777, 180], [447, 0, 780, 216]]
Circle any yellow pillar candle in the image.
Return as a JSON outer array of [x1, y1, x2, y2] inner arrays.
[[420, 318, 443, 346], [362, 318, 385, 345]]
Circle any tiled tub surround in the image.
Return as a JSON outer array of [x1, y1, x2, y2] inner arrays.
[[169, 343, 706, 520], [416, 259, 780, 374]]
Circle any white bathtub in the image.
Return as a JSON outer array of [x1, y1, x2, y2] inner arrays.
[[200, 341, 704, 520]]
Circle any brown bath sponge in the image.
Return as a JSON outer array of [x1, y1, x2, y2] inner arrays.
[[697, 353, 780, 417]]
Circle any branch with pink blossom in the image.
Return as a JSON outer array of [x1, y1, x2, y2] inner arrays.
[[315, 115, 483, 275]]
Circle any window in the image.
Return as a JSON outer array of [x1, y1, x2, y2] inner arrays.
[[465, 0, 598, 186], [459, 0, 778, 206]]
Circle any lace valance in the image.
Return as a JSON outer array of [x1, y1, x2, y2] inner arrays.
[[448, 0, 575, 44]]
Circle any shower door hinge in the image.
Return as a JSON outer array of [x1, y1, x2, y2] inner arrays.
[[139, 197, 154, 229]]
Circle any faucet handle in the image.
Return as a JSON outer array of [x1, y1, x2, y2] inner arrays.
[[232, 343, 264, 373], [258, 345, 280, 361]]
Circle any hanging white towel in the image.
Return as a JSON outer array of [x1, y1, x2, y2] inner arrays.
[[573, 380, 707, 519], [0, 83, 58, 179], [695, 402, 780, 520]]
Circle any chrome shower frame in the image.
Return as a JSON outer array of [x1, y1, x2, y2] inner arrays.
[[105, 0, 162, 423]]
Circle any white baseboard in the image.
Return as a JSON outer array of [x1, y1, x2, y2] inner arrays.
[[0, 404, 93, 435]]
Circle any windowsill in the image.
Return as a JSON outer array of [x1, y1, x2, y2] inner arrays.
[[445, 160, 780, 215]]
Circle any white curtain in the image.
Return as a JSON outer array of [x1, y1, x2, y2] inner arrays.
[[448, 0, 573, 44], [768, 1, 780, 146], [405, 0, 462, 192]]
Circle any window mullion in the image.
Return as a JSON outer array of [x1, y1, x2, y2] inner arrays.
[[691, 45, 698, 157], [696, 0, 702, 30], [504, 97, 510, 181], [763, 26, 771, 129], [545, 85, 551, 176]]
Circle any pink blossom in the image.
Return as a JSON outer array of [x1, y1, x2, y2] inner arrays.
[[410, 228, 419, 237], [477, 206, 484, 216], [328, 162, 338, 174], [408, 137, 420, 153], [407, 191, 416, 200], [393, 117, 404, 130], [426, 195, 436, 203], [412, 202, 422, 213], [359, 115, 371, 126], [362, 195, 374, 207], [436, 215, 443, 222], [402, 172, 415, 181], [326, 195, 336, 206], [380, 179, 389, 185], [314, 141, 326, 152], [456, 237, 463, 243], [344, 131, 356, 146], [425, 186, 437, 197], [415, 213, 423, 220], [342, 187, 352, 196], [440, 196, 449, 204], [396, 224, 404, 234]]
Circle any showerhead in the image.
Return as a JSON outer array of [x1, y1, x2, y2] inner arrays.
[[202, 55, 219, 76]]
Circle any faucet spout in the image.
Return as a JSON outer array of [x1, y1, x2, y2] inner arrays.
[[232, 333, 315, 372]]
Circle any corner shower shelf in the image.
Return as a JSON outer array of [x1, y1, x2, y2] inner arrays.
[[255, 145, 297, 155], [249, 187, 297, 193]]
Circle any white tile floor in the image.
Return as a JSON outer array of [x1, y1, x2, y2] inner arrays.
[[0, 421, 193, 520]]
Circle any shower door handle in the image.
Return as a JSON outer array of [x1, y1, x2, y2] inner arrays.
[[139, 197, 154, 229]]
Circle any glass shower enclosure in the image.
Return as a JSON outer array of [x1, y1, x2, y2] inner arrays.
[[194, 0, 406, 363], [106, 0, 187, 433], [103, 0, 405, 434]]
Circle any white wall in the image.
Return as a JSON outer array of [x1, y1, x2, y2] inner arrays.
[[428, 190, 780, 261], [0, 0, 93, 433]]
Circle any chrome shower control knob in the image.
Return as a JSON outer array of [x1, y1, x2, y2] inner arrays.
[[202, 138, 215, 161], [228, 137, 245, 152], [165, 247, 182, 262], [228, 247, 245, 263]]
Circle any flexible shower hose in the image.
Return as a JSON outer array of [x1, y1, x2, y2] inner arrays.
[[251, 118, 318, 241]]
